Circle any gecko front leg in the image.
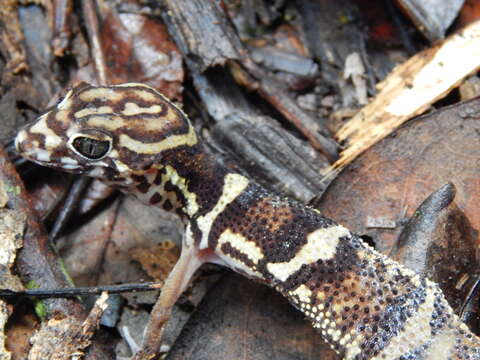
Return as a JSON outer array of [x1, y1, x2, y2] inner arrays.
[[134, 224, 220, 358]]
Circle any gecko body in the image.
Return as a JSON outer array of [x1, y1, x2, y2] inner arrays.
[[15, 83, 480, 359]]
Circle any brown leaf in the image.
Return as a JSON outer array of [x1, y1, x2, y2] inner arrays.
[[131, 242, 180, 283], [100, 6, 184, 100], [319, 97, 480, 253], [167, 273, 339, 360]]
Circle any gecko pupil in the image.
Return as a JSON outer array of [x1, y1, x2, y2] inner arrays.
[[72, 137, 110, 159]]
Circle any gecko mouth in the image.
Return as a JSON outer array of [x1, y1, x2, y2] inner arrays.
[[16, 142, 81, 172], [22, 152, 82, 172]]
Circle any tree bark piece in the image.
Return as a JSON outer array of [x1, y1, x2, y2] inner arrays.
[[333, 20, 480, 171], [167, 273, 339, 360], [0, 148, 110, 359], [161, 0, 338, 162], [395, 0, 465, 41]]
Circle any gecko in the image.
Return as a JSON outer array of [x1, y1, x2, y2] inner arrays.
[[14, 82, 480, 359]]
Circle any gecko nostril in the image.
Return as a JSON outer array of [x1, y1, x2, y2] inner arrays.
[[14, 129, 30, 154], [14, 132, 37, 157]]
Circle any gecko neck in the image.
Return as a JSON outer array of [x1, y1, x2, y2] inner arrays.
[[129, 145, 230, 220]]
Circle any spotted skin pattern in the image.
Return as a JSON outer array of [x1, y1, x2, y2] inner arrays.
[[16, 83, 480, 359]]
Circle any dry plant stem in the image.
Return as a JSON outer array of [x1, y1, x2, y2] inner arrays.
[[256, 75, 339, 162], [81, 291, 109, 336], [0, 282, 162, 298], [82, 0, 107, 85], [52, 0, 74, 56], [238, 59, 339, 162], [385, 0, 416, 54], [358, 32, 377, 96], [49, 176, 91, 243], [91, 198, 120, 284], [137, 244, 204, 358]]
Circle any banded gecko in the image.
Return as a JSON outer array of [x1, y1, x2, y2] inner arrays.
[[15, 83, 480, 359]]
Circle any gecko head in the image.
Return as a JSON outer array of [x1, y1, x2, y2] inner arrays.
[[15, 82, 198, 186]]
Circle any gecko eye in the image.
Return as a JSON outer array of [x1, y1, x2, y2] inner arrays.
[[71, 136, 111, 160]]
